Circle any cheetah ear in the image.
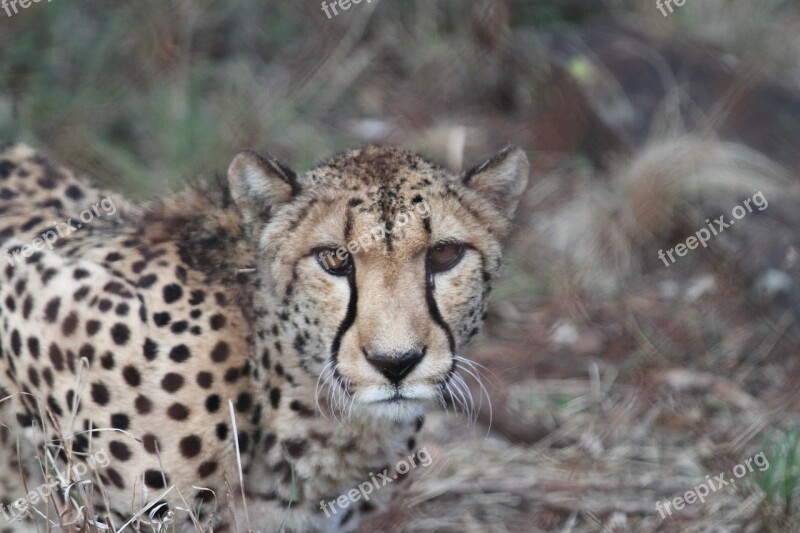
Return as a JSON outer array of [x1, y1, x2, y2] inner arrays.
[[228, 150, 302, 230], [462, 145, 529, 223]]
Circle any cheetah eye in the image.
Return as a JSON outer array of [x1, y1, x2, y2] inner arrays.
[[427, 243, 465, 273], [315, 248, 353, 276]]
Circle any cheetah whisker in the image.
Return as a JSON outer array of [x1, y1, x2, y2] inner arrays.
[[451, 372, 476, 423], [435, 384, 450, 415], [444, 375, 469, 420], [453, 355, 493, 433], [314, 361, 336, 419]]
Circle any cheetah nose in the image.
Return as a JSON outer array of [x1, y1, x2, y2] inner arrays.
[[363, 349, 425, 384]]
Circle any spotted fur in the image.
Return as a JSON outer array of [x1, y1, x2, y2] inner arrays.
[[0, 142, 528, 531]]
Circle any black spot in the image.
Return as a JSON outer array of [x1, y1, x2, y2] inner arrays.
[[109, 441, 132, 461], [236, 392, 252, 413], [0, 187, 17, 199], [210, 341, 229, 363], [10, 330, 21, 356], [143, 338, 158, 360], [73, 269, 90, 280], [111, 414, 130, 430], [42, 367, 54, 387], [49, 343, 64, 370], [237, 432, 250, 453], [198, 461, 218, 478], [175, 266, 187, 283], [196, 372, 213, 388], [167, 403, 189, 420], [135, 395, 153, 414], [86, 320, 101, 336], [44, 297, 60, 322], [224, 367, 240, 383], [137, 274, 157, 289], [170, 320, 188, 334], [14, 279, 26, 296], [28, 367, 40, 388], [20, 216, 44, 232], [143, 434, 159, 453], [73, 286, 90, 302], [263, 433, 277, 453], [43, 198, 63, 210], [73, 434, 89, 454], [0, 160, 14, 178], [122, 366, 141, 387], [179, 435, 202, 458], [269, 388, 281, 409], [188, 290, 205, 305], [103, 281, 132, 298], [205, 394, 221, 413], [78, 343, 95, 363], [100, 352, 115, 370], [105, 252, 123, 263], [153, 312, 171, 327], [161, 373, 184, 393], [47, 396, 63, 416], [115, 303, 129, 316], [209, 314, 226, 330], [111, 323, 130, 345], [61, 312, 79, 336], [65, 185, 84, 200], [16, 413, 33, 427], [169, 344, 190, 363], [27, 337, 40, 359], [162, 284, 183, 304], [144, 470, 168, 489], [22, 296, 33, 319], [284, 438, 308, 457], [215, 422, 228, 441], [106, 467, 126, 489], [289, 400, 314, 417], [91, 382, 110, 405]]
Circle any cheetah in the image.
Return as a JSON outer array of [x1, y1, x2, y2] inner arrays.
[[0, 141, 528, 531]]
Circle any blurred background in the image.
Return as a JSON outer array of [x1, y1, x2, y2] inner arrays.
[[3, 0, 800, 531]]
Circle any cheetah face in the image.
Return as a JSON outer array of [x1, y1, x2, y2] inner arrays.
[[229, 145, 528, 421]]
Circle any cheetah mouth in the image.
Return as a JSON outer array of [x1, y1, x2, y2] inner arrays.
[[376, 393, 421, 404], [361, 383, 437, 405]]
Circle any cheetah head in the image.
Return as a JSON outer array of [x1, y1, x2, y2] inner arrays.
[[228, 145, 528, 421]]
